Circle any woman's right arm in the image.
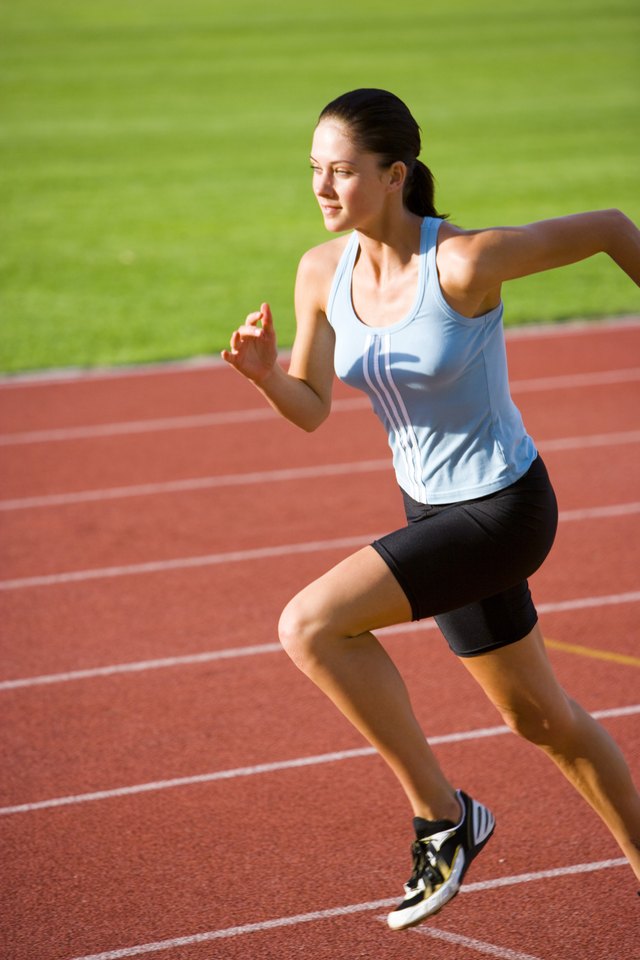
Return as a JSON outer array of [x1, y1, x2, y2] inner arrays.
[[221, 247, 336, 432]]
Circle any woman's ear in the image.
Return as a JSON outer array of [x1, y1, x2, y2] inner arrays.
[[387, 160, 408, 193]]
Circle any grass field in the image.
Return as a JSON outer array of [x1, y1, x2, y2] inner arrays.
[[2, 0, 639, 373]]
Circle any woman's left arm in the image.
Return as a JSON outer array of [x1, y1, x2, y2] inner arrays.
[[441, 210, 640, 306]]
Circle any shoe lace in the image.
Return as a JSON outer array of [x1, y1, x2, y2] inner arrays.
[[407, 839, 444, 890]]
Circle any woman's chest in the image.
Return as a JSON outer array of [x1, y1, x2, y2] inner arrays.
[[350, 263, 420, 329], [334, 312, 484, 394]]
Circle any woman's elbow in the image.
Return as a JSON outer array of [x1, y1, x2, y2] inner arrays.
[[300, 405, 331, 432]]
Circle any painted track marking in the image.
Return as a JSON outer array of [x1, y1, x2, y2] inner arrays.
[[1, 705, 636, 817], [0, 533, 377, 591], [1, 500, 639, 592], [62, 859, 626, 960], [0, 459, 391, 511], [411, 925, 543, 959], [545, 638, 640, 667], [1, 366, 639, 446], [2, 429, 639, 512], [1, 591, 639, 692]]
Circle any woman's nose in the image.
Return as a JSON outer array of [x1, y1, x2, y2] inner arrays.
[[316, 173, 335, 197]]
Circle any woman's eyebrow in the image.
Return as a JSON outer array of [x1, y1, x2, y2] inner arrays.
[[309, 155, 357, 165]]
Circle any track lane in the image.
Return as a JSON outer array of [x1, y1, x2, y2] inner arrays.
[[0, 666, 636, 822], [0, 318, 638, 434], [1, 320, 639, 960], [0, 408, 387, 500], [0, 368, 638, 500], [0, 429, 638, 514], [0, 506, 638, 677], [1, 600, 637, 816], [0, 428, 639, 581], [1, 715, 636, 960], [0, 594, 637, 695], [0, 608, 623, 799]]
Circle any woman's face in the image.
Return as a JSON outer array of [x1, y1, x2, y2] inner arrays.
[[310, 120, 393, 232]]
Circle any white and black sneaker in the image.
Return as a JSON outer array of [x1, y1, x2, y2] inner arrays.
[[387, 789, 495, 931]]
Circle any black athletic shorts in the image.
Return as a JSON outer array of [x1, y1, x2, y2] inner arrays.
[[371, 456, 558, 657]]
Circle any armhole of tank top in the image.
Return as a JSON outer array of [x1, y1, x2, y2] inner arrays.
[[425, 218, 503, 326], [326, 233, 359, 327], [424, 217, 442, 286]]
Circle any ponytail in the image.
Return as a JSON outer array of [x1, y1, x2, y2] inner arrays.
[[404, 159, 446, 219]]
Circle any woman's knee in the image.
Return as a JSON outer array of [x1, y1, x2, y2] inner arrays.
[[497, 692, 577, 747], [278, 592, 329, 668]]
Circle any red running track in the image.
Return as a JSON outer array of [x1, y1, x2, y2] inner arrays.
[[1, 319, 639, 960]]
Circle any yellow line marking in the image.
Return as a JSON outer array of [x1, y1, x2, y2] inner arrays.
[[545, 637, 640, 667]]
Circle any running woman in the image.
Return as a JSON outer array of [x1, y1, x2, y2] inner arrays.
[[222, 89, 640, 929]]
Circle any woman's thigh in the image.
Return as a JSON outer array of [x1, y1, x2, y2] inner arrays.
[[458, 624, 574, 737], [280, 545, 413, 641]]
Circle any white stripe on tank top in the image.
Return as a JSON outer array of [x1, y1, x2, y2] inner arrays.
[[362, 334, 427, 502]]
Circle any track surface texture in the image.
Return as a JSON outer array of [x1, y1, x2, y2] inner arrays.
[[1, 318, 639, 960]]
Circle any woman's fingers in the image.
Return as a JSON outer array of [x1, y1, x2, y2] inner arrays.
[[245, 303, 273, 329], [221, 303, 276, 374]]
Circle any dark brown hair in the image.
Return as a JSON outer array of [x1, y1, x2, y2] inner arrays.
[[318, 88, 445, 219]]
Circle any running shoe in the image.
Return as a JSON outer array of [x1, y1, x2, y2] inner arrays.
[[387, 789, 495, 930]]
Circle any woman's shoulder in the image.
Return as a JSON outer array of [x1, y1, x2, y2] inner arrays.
[[435, 220, 504, 317], [295, 235, 353, 310], [298, 234, 352, 276]]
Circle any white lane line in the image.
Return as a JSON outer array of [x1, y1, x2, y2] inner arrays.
[[411, 926, 542, 960], [1, 500, 639, 593], [558, 501, 640, 521], [503, 315, 640, 338], [2, 590, 639, 693], [538, 429, 640, 452], [512, 366, 640, 393], [0, 744, 384, 817], [1, 367, 639, 446], [537, 591, 640, 615], [0, 398, 367, 445], [63, 859, 626, 960], [0, 642, 286, 691], [0, 534, 376, 592], [2, 429, 640, 512], [1, 706, 637, 817], [0, 458, 392, 511]]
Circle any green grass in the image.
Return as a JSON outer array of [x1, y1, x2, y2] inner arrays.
[[1, 0, 639, 372]]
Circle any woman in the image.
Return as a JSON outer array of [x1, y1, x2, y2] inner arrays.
[[222, 89, 640, 930]]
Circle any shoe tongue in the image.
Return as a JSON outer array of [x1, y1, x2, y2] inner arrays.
[[413, 815, 456, 840]]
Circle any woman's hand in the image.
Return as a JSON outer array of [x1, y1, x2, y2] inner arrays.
[[221, 302, 278, 384], [219, 247, 337, 431]]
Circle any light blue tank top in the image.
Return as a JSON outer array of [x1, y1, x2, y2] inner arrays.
[[326, 217, 537, 504]]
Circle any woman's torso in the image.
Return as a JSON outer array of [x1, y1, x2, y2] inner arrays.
[[325, 216, 537, 504]]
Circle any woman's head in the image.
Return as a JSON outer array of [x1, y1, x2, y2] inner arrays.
[[317, 89, 443, 219]]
